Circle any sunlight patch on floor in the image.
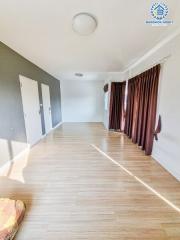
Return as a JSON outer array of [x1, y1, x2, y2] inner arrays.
[[91, 144, 180, 213], [0, 147, 30, 183]]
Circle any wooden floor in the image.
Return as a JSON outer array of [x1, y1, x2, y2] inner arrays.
[[0, 123, 180, 239]]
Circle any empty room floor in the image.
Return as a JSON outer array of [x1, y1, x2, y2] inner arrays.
[[0, 123, 180, 240]]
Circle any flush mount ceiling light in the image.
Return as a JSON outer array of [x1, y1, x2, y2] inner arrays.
[[72, 13, 97, 36]]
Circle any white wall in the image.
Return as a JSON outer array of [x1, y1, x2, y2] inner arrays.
[[124, 32, 180, 181], [103, 80, 110, 129], [61, 80, 104, 122], [103, 72, 125, 129]]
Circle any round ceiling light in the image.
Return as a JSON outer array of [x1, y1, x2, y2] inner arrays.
[[72, 13, 97, 36]]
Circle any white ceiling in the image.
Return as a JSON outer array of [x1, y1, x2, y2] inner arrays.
[[0, 0, 180, 80]]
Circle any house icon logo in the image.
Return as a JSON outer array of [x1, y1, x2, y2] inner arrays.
[[151, 3, 168, 20], [146, 2, 173, 26]]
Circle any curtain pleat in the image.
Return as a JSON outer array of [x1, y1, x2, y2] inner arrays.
[[124, 65, 160, 155], [109, 82, 126, 131], [124, 78, 136, 137]]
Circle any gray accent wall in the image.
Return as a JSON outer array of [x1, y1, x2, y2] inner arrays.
[[0, 42, 61, 166]]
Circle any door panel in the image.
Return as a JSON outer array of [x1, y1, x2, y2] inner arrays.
[[20, 76, 42, 145], [41, 84, 52, 134]]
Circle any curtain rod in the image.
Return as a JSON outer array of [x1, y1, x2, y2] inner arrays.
[[128, 54, 172, 80]]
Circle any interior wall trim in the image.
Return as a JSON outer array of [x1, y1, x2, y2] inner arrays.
[[41, 121, 63, 139], [122, 27, 180, 74], [53, 121, 63, 130]]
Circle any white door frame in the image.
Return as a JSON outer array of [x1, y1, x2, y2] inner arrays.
[[41, 83, 52, 134]]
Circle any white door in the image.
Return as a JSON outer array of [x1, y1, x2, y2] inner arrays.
[[20, 75, 42, 145], [41, 84, 52, 134]]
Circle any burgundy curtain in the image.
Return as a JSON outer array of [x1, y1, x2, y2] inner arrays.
[[124, 64, 161, 155], [109, 81, 126, 131], [124, 77, 137, 137]]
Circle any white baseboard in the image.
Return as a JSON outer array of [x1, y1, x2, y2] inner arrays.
[[41, 134, 46, 138], [41, 122, 63, 139], [0, 122, 63, 175], [152, 153, 180, 181], [53, 121, 63, 130]]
